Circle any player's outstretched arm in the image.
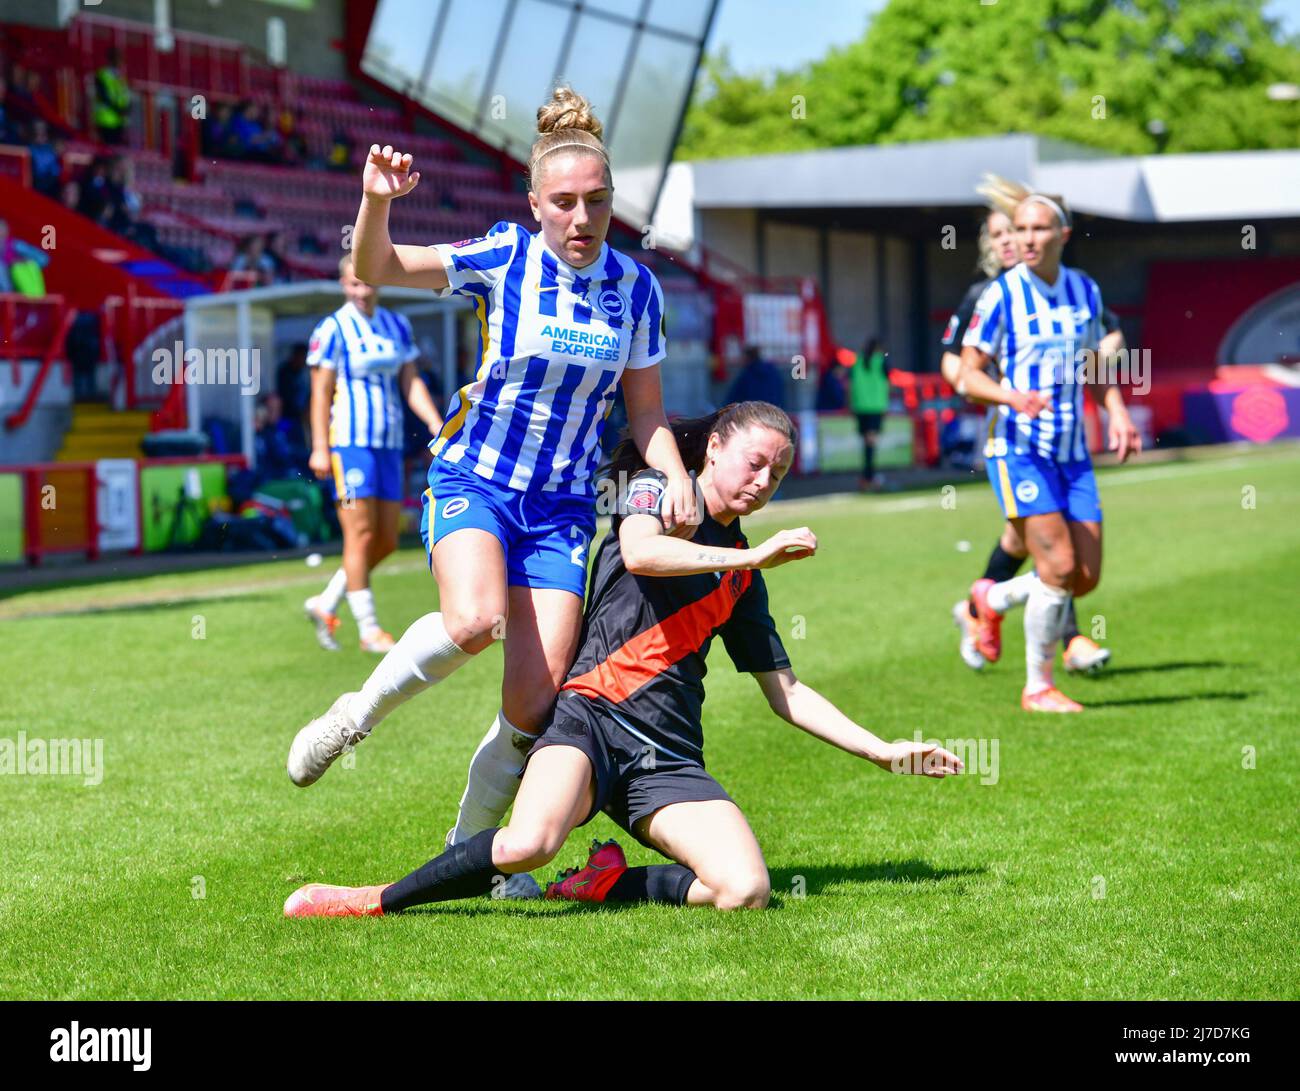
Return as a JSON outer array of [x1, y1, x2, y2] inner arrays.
[[618, 515, 817, 578], [754, 669, 963, 778], [353, 144, 450, 291]]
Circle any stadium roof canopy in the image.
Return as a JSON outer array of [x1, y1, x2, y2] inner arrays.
[[676, 134, 1300, 225]]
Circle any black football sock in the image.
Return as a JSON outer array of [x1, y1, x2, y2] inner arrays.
[[380, 827, 502, 913], [971, 542, 1028, 617], [1061, 600, 1081, 644], [863, 442, 876, 481], [605, 864, 696, 906]]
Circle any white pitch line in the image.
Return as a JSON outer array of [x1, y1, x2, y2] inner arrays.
[[1097, 458, 1256, 486]]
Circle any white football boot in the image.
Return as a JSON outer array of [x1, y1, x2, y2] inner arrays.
[[287, 692, 369, 786], [1064, 636, 1112, 674], [303, 596, 341, 651], [952, 600, 986, 671]]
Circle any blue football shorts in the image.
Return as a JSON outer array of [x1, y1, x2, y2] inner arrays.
[[419, 456, 596, 596], [986, 451, 1102, 523]]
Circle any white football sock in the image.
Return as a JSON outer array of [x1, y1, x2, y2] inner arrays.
[[317, 568, 348, 614], [449, 709, 539, 845], [1025, 581, 1071, 693], [345, 612, 473, 730], [346, 588, 379, 638], [988, 572, 1038, 615]]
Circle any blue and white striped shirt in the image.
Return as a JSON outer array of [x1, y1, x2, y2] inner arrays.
[[429, 221, 666, 497], [963, 262, 1104, 464], [307, 302, 418, 451]]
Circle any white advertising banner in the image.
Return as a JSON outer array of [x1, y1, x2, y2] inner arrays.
[[96, 458, 140, 552]]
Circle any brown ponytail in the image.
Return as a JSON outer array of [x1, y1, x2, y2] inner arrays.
[[604, 401, 797, 481]]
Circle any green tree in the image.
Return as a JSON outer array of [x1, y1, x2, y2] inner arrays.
[[677, 0, 1300, 159]]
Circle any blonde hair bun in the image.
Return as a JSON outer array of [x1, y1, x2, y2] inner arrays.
[[536, 86, 603, 140]]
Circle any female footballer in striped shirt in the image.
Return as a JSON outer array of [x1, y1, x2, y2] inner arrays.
[[287, 88, 698, 884]]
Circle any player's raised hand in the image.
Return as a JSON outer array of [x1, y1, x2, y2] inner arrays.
[[1108, 406, 1142, 463], [882, 740, 964, 778], [363, 144, 421, 201], [749, 527, 817, 570]]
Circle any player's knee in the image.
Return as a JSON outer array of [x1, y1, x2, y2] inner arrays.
[[443, 607, 506, 654], [712, 871, 770, 911], [1039, 546, 1075, 588], [496, 824, 562, 870]]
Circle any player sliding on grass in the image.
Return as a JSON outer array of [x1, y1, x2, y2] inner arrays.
[[284, 401, 963, 917], [287, 88, 697, 877], [953, 191, 1141, 713], [941, 176, 1122, 676]]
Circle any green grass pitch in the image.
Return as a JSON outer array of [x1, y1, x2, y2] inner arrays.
[[2, 442, 1297, 999]]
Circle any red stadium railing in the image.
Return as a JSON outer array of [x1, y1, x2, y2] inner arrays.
[[101, 294, 186, 412], [2, 296, 74, 431]]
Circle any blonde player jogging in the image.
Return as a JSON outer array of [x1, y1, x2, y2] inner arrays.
[[942, 178, 1121, 676], [287, 88, 698, 884], [304, 254, 443, 653], [955, 192, 1141, 713]]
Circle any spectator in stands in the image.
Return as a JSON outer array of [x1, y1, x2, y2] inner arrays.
[[8, 65, 46, 129], [326, 129, 352, 172], [0, 218, 50, 297], [849, 336, 891, 491], [0, 72, 17, 144], [93, 47, 132, 146], [105, 155, 159, 252], [77, 155, 115, 224], [230, 101, 280, 163], [28, 119, 62, 199], [727, 344, 787, 409], [276, 341, 311, 446], [202, 102, 234, 159], [65, 309, 102, 401], [254, 393, 301, 480], [276, 106, 307, 166], [231, 234, 276, 285], [815, 354, 848, 412], [264, 231, 293, 283]]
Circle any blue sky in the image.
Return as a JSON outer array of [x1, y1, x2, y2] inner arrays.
[[710, 0, 1300, 75]]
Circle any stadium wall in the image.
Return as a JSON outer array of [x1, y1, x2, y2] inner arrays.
[[0, 362, 70, 463]]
